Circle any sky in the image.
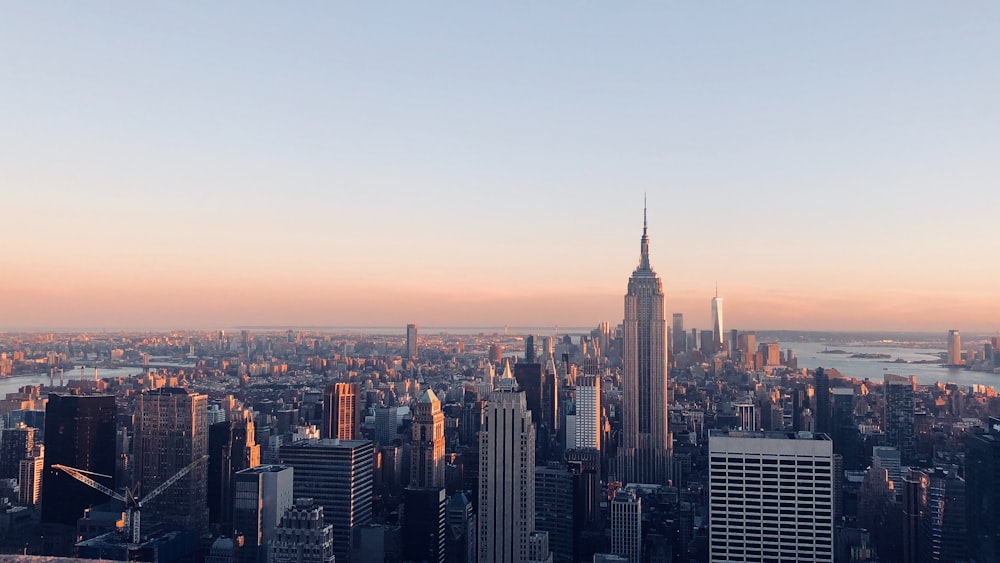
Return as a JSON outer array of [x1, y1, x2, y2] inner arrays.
[[2, 3, 999, 332]]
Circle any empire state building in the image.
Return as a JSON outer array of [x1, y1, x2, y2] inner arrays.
[[618, 206, 671, 485]]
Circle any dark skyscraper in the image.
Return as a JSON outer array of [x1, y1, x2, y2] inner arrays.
[[813, 367, 831, 434], [402, 486, 447, 563], [0, 423, 34, 479], [966, 420, 1000, 562], [618, 205, 671, 485], [525, 335, 536, 363], [41, 393, 117, 525]]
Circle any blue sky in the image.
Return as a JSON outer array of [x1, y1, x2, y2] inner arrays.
[[2, 3, 998, 331]]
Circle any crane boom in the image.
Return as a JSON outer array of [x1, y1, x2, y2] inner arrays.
[[51, 464, 126, 503], [142, 455, 208, 504]]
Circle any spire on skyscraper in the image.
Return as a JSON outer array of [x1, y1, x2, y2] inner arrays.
[[639, 198, 651, 271]]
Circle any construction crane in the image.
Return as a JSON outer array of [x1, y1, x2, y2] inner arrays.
[[52, 455, 208, 545]]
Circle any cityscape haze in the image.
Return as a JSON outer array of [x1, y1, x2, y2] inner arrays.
[[2, 3, 999, 332]]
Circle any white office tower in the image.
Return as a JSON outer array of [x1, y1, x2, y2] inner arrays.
[[478, 377, 537, 563], [709, 431, 834, 562], [947, 329, 962, 365], [610, 489, 642, 563], [573, 375, 602, 450]]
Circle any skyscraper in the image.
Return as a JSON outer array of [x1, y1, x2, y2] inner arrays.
[[402, 486, 447, 563], [535, 463, 575, 563], [813, 368, 831, 434], [446, 492, 476, 563], [671, 313, 685, 355], [135, 387, 209, 533], [407, 323, 419, 361], [711, 290, 724, 353], [411, 389, 445, 489], [572, 375, 601, 451], [947, 329, 962, 365], [709, 431, 834, 562], [610, 488, 642, 563], [966, 420, 1000, 562], [884, 374, 915, 463], [0, 423, 35, 479], [279, 438, 374, 563], [618, 204, 671, 485], [478, 378, 537, 563], [41, 393, 117, 525], [232, 465, 294, 563], [322, 382, 361, 441]]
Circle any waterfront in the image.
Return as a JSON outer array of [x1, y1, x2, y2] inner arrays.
[[781, 341, 998, 387], [0, 367, 148, 397]]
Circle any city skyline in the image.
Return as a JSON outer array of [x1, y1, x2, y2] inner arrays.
[[3, 4, 999, 332]]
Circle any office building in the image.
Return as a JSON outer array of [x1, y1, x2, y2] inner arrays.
[[402, 486, 446, 563], [947, 329, 962, 365], [233, 465, 294, 563], [573, 375, 602, 451], [279, 438, 373, 562], [709, 431, 835, 562], [872, 446, 903, 496], [671, 313, 685, 355], [813, 368, 831, 434], [478, 378, 537, 563], [610, 488, 641, 563], [884, 374, 915, 463], [407, 324, 419, 361], [375, 406, 400, 445], [618, 205, 671, 485], [411, 389, 445, 488], [831, 387, 862, 470], [446, 492, 476, 563], [322, 382, 361, 440], [711, 291, 724, 353], [965, 421, 1000, 563], [209, 414, 262, 527], [41, 394, 117, 525], [269, 498, 336, 563], [135, 387, 209, 533], [919, 468, 968, 562], [535, 463, 574, 563], [514, 362, 558, 433]]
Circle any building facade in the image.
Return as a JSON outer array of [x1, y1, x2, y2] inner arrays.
[[322, 382, 361, 441], [709, 431, 835, 562], [411, 389, 445, 488], [618, 207, 671, 485]]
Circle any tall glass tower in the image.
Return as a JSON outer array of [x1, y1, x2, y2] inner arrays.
[[618, 204, 671, 484]]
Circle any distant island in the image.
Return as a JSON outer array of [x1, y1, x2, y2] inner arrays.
[[849, 353, 891, 359], [820, 349, 849, 354]]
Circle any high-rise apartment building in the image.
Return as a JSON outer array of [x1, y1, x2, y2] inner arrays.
[[610, 488, 642, 563], [18, 443, 44, 509], [947, 329, 962, 365], [711, 292, 724, 353], [671, 313, 685, 355], [709, 431, 835, 562], [411, 389, 445, 489], [407, 323, 419, 361], [135, 387, 209, 533], [233, 465, 294, 563], [0, 423, 35, 479], [573, 375, 602, 451], [279, 438, 373, 562], [322, 382, 361, 440], [269, 498, 336, 563], [478, 379, 537, 563], [884, 374, 915, 463], [618, 206, 671, 485], [41, 394, 117, 525]]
